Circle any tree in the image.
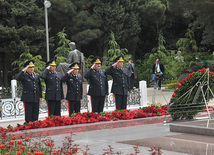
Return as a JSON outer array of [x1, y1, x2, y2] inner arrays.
[[12, 42, 45, 75], [54, 29, 71, 65], [168, 0, 214, 47], [105, 31, 130, 67], [0, 0, 45, 86]]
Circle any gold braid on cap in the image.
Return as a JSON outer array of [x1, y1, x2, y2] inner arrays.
[[94, 59, 101, 64], [72, 64, 79, 69]]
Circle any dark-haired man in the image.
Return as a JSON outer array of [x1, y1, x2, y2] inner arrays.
[[152, 59, 164, 90]]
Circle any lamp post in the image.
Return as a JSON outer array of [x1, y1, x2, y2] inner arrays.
[[44, 0, 51, 62]]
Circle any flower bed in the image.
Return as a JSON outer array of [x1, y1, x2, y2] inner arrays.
[[169, 68, 214, 120], [0, 133, 162, 155], [0, 105, 168, 133], [167, 82, 179, 90]]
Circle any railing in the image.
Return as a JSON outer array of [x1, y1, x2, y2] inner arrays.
[[0, 87, 140, 119]]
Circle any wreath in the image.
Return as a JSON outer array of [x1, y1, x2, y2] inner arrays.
[[169, 68, 214, 120]]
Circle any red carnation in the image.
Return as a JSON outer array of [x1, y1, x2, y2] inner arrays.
[[20, 146, 26, 151], [0, 144, 5, 149], [17, 140, 22, 145], [15, 152, 21, 155], [9, 141, 15, 146], [12, 136, 16, 140]]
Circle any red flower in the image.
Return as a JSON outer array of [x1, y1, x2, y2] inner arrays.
[[34, 152, 44, 155], [53, 151, 59, 155], [16, 152, 21, 155], [177, 83, 181, 88], [12, 136, 17, 140], [9, 141, 15, 146], [0, 144, 5, 149], [20, 146, 26, 150], [174, 88, 178, 93], [73, 147, 78, 152], [27, 153, 32, 155], [172, 93, 175, 97], [67, 151, 73, 155], [25, 137, 31, 141], [47, 142, 54, 148], [17, 140, 22, 145], [5, 153, 10, 155]]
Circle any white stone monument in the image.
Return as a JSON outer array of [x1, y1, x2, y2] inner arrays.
[[139, 80, 147, 107], [11, 80, 17, 100]]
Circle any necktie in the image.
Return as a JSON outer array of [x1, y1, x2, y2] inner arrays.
[[31, 73, 35, 79]]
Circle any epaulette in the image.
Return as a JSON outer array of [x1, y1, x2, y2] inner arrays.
[[25, 72, 29, 75], [35, 73, 39, 75]]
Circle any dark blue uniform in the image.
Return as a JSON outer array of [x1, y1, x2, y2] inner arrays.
[[62, 73, 83, 116], [16, 71, 42, 123], [106, 66, 130, 110], [41, 69, 64, 116], [84, 68, 108, 113]]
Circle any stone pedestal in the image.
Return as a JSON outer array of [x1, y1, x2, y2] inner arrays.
[[139, 80, 147, 107], [11, 80, 17, 100], [108, 80, 113, 94]]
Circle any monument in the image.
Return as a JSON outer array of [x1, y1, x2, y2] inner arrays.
[[56, 42, 85, 76]]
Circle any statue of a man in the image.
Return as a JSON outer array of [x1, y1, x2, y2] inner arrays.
[[56, 42, 85, 77]]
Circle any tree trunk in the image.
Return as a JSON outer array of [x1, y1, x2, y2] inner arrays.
[[2, 52, 8, 87]]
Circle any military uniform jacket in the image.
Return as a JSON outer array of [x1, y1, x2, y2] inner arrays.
[[84, 68, 108, 96], [16, 71, 42, 102], [61, 73, 83, 101], [106, 66, 130, 95], [41, 69, 64, 101]]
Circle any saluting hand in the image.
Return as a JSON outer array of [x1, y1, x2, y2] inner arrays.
[[22, 65, 29, 72], [112, 61, 118, 67], [91, 63, 95, 69], [46, 66, 51, 70], [68, 69, 74, 73]]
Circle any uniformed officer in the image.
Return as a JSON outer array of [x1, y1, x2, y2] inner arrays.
[[106, 55, 130, 110], [84, 56, 108, 113], [62, 62, 83, 116], [41, 58, 64, 117], [16, 60, 42, 123]]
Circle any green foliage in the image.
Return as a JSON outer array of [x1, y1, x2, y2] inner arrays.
[[104, 31, 130, 67], [54, 29, 71, 65], [84, 55, 94, 71], [12, 42, 45, 75]]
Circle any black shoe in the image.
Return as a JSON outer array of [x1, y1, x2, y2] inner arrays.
[[158, 87, 161, 90]]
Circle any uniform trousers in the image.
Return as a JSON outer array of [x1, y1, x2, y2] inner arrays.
[[114, 94, 127, 110], [24, 102, 39, 123], [68, 100, 80, 116], [90, 96, 105, 113], [47, 100, 61, 116], [129, 74, 135, 90]]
